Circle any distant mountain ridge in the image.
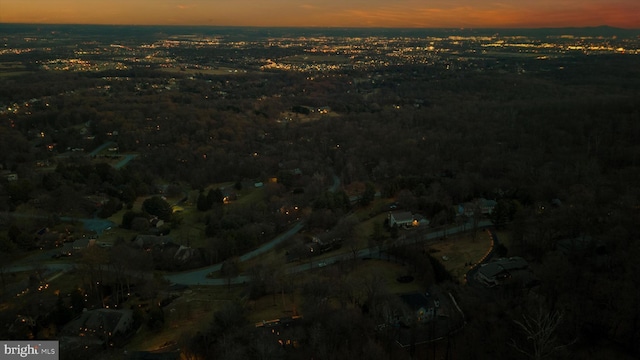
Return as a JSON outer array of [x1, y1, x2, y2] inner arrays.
[[487, 25, 640, 38], [0, 23, 638, 39]]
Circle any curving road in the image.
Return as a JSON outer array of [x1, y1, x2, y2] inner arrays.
[[5, 170, 493, 290], [164, 222, 305, 286], [165, 219, 493, 286], [165, 173, 340, 286]]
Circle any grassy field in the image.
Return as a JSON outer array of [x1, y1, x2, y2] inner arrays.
[[125, 286, 243, 351], [426, 230, 493, 283], [124, 256, 427, 351], [245, 258, 424, 324], [348, 259, 426, 295], [495, 230, 512, 252], [247, 288, 300, 324]]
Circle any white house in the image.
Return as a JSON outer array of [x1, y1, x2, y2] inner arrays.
[[457, 198, 497, 217], [479, 198, 497, 215], [1, 170, 18, 182], [389, 211, 415, 228], [72, 238, 96, 251]]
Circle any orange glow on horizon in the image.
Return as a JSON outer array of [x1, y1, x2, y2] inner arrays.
[[0, 1, 638, 29]]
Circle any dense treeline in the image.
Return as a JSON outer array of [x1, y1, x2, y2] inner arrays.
[[1, 50, 639, 358]]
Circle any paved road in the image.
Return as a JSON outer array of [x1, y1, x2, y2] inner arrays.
[[114, 154, 139, 169], [239, 222, 305, 261], [165, 173, 337, 286], [5, 167, 493, 289], [88, 141, 116, 157], [329, 174, 341, 192], [289, 219, 494, 274], [165, 222, 305, 286], [166, 219, 493, 286]]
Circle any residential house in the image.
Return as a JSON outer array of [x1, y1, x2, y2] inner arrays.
[[133, 235, 172, 250], [457, 198, 497, 217], [62, 308, 135, 347], [457, 203, 476, 217], [479, 198, 497, 215], [389, 211, 415, 228], [72, 238, 96, 251], [476, 257, 529, 287], [398, 292, 439, 324], [1, 170, 18, 181], [413, 214, 430, 227], [391, 289, 465, 348], [221, 188, 237, 203]]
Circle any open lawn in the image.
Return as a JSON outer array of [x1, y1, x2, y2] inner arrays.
[[495, 230, 512, 252], [245, 258, 424, 325], [240, 244, 289, 271], [348, 259, 426, 294], [106, 183, 267, 250], [247, 289, 301, 324], [125, 286, 243, 351], [353, 212, 389, 247], [234, 186, 265, 206], [124, 258, 428, 351], [427, 230, 493, 283]]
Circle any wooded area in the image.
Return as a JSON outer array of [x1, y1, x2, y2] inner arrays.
[[1, 27, 639, 359]]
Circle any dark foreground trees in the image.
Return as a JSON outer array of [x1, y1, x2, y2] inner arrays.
[[142, 196, 173, 221]]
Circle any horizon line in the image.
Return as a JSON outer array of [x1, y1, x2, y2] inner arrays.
[[1, 22, 639, 31]]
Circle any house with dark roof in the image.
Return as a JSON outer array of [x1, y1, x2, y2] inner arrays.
[[62, 308, 136, 347], [456, 198, 497, 217], [133, 235, 173, 250], [389, 211, 416, 228], [390, 289, 465, 348], [476, 257, 529, 287], [479, 198, 497, 215], [72, 238, 95, 250], [398, 292, 439, 324], [2, 170, 18, 181]]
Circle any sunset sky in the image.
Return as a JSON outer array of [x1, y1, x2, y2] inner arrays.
[[1, 0, 638, 29]]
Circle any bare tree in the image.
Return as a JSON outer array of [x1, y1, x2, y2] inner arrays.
[[0, 253, 10, 291], [109, 243, 152, 304], [221, 257, 240, 290], [78, 245, 109, 306], [335, 214, 360, 264], [510, 306, 575, 360]]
